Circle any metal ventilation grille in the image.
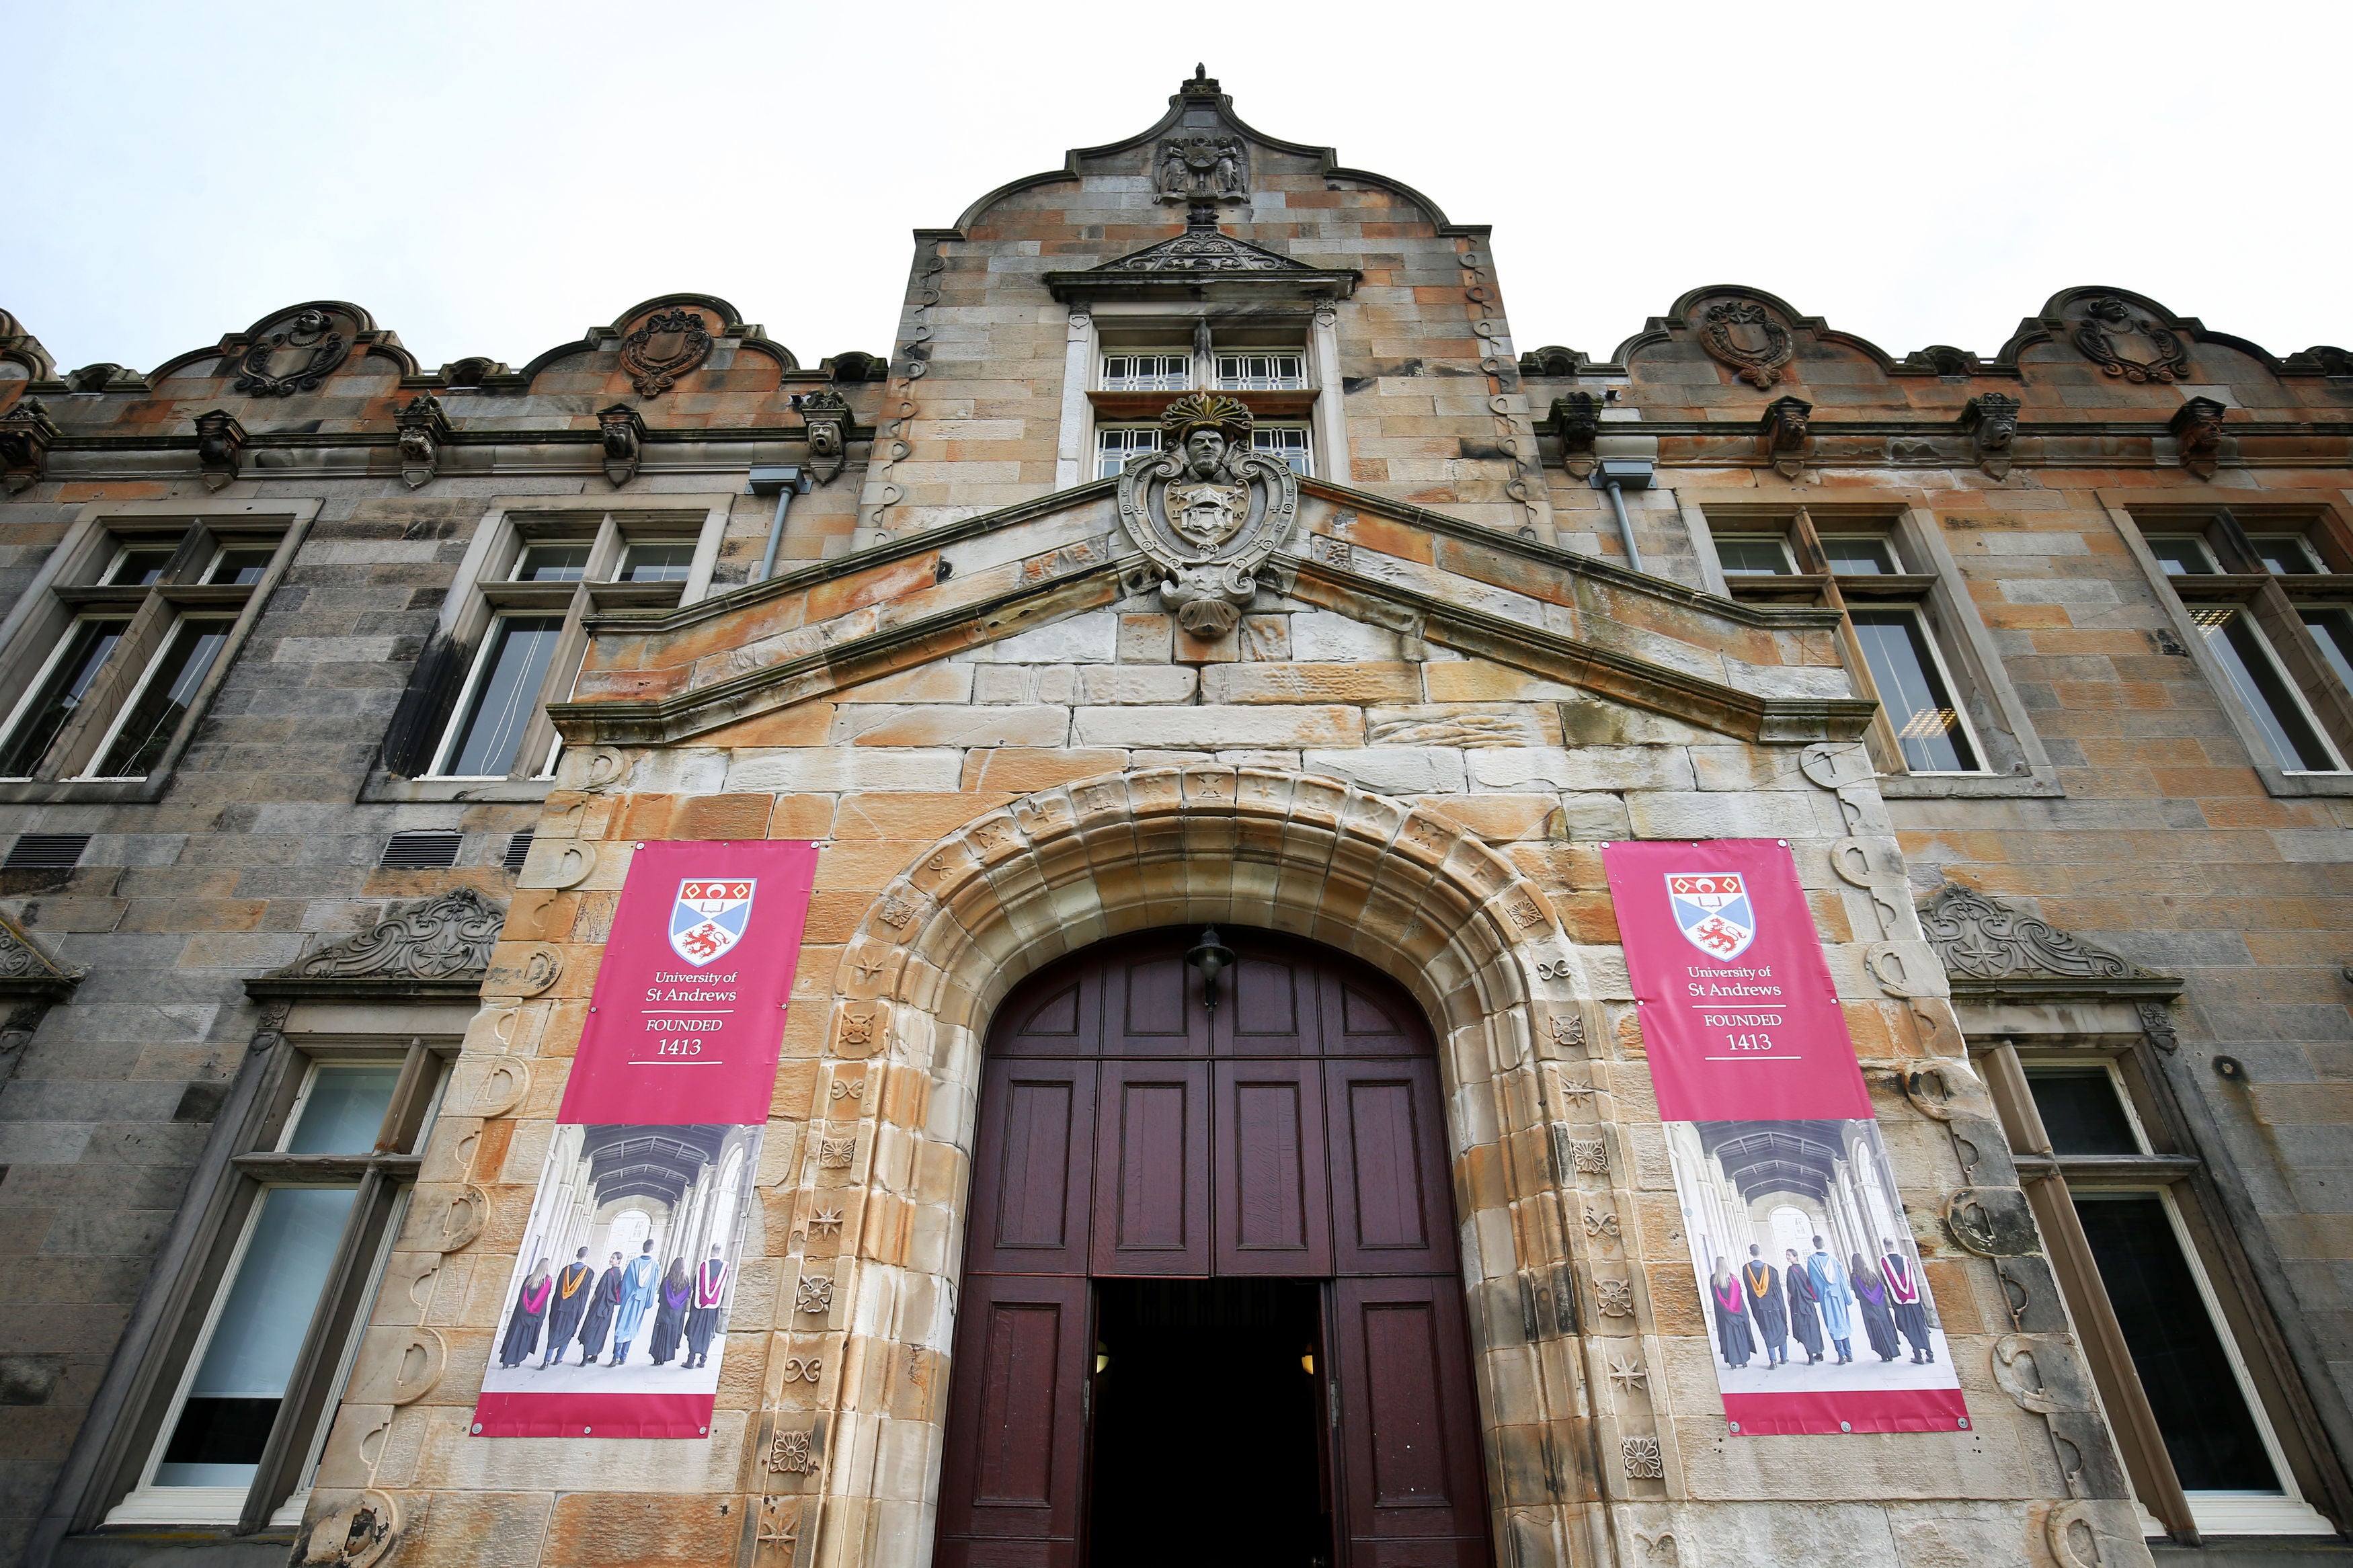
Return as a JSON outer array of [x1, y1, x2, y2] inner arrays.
[[380, 830, 463, 870], [502, 831, 534, 872], [4, 833, 91, 870]]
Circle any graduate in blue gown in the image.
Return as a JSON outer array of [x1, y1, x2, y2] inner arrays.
[[1806, 1237, 1855, 1364], [610, 1240, 658, 1364]]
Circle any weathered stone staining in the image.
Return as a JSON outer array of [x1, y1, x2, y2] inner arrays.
[[0, 65, 2349, 1568]]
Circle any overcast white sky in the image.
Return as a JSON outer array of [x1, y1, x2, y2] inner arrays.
[[8, 1, 2347, 377]]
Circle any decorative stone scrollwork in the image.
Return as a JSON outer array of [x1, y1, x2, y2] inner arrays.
[[294, 1489, 399, 1568], [1989, 1333, 2068, 1415], [1698, 298, 1793, 388], [799, 388, 852, 485], [234, 306, 351, 396], [438, 1184, 489, 1252], [619, 306, 713, 397], [1096, 212, 1304, 274], [2071, 294, 2189, 382], [2170, 395, 2227, 479], [598, 402, 645, 488], [458, 1057, 532, 1120], [2135, 999, 2179, 1053], [1944, 1185, 2040, 1257], [282, 885, 505, 981], [796, 1274, 834, 1313], [194, 408, 247, 492], [1758, 395, 1812, 479], [1962, 392, 2021, 479], [395, 392, 451, 491], [1116, 393, 1298, 638], [482, 942, 561, 999], [1594, 1276, 1636, 1317], [0, 913, 83, 989], [0, 397, 60, 494], [1919, 884, 2132, 981]]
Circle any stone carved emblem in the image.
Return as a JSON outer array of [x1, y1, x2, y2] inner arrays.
[[619, 307, 714, 397], [281, 886, 506, 981], [1117, 393, 1298, 638], [1698, 300, 1793, 389], [2071, 294, 2189, 383], [234, 307, 351, 396], [1156, 132, 1248, 203], [1918, 884, 2132, 982]]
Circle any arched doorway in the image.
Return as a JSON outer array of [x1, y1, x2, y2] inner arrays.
[[933, 927, 1490, 1568]]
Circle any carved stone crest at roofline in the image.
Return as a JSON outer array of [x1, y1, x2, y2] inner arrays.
[[233, 306, 352, 397], [2071, 294, 2190, 383], [619, 306, 714, 398], [1698, 298, 1794, 389], [1116, 392, 1298, 639], [1156, 132, 1249, 204], [247, 885, 506, 1001]]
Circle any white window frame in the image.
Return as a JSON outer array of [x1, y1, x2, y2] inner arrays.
[[1849, 603, 1993, 777], [2190, 604, 2346, 774], [1215, 348, 1309, 391], [0, 616, 124, 779], [1094, 425, 1162, 481], [1711, 532, 1800, 577], [389, 495, 731, 797], [426, 611, 573, 782], [2072, 1186, 2338, 1537], [1251, 423, 1314, 477], [2145, 532, 2223, 576], [2247, 531, 2327, 575], [1099, 351, 1193, 393], [1817, 532, 1899, 575], [74, 614, 237, 782]]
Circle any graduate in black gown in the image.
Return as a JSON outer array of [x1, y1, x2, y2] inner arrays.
[[543, 1247, 596, 1368], [649, 1257, 691, 1365], [1708, 1257, 1755, 1368], [684, 1245, 728, 1370], [1739, 1244, 1788, 1366], [1879, 1240, 1936, 1364], [498, 1258, 553, 1368], [1849, 1251, 1901, 1362], [1782, 1247, 1824, 1363], [577, 1251, 623, 1364]]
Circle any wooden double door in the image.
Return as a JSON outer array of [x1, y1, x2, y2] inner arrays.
[[936, 929, 1490, 1568]]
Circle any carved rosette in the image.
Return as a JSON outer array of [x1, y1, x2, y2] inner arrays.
[[1115, 393, 1298, 638], [619, 307, 713, 397], [1698, 298, 1793, 388]]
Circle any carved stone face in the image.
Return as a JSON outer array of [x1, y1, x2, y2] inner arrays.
[[288, 308, 329, 342], [1183, 428, 1228, 480], [2085, 296, 2131, 327]]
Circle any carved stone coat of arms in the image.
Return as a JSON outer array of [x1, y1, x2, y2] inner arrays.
[[1115, 393, 1298, 638]]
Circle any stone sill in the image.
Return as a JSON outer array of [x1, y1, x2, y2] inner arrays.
[[1881, 769, 2065, 800], [357, 772, 553, 804], [2256, 766, 2353, 798]]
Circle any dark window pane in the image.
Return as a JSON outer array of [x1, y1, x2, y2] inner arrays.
[[104, 548, 173, 586], [619, 542, 696, 583], [2148, 536, 2215, 576], [1716, 536, 1791, 576], [2026, 1071, 2141, 1155], [2249, 536, 2318, 575], [2195, 609, 2338, 771], [0, 618, 130, 777], [513, 544, 590, 582], [2074, 1196, 2278, 1493], [2298, 608, 2353, 692], [1823, 537, 1895, 574], [1850, 610, 1979, 772], [205, 547, 275, 585], [438, 616, 564, 777], [93, 620, 230, 778]]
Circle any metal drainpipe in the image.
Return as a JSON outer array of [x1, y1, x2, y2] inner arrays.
[[1592, 457, 1655, 575], [748, 464, 807, 584]]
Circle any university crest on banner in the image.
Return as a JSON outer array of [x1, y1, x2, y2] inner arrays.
[[1667, 872, 1757, 959], [670, 878, 755, 966]]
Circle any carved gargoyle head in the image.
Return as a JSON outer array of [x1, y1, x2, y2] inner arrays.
[[1549, 392, 1601, 454], [1964, 392, 2020, 452], [2170, 396, 2227, 479], [1760, 395, 1810, 450]]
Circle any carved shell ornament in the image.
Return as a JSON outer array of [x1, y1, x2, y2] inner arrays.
[[619, 307, 714, 397], [2070, 294, 2189, 383], [1115, 393, 1298, 638], [233, 306, 351, 396], [1698, 300, 1793, 389]]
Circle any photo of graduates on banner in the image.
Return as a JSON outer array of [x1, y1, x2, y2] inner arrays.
[[1666, 1117, 1962, 1396], [477, 1122, 763, 1398]]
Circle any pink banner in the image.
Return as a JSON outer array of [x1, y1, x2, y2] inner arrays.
[[474, 839, 820, 1440], [1602, 839, 1967, 1437]]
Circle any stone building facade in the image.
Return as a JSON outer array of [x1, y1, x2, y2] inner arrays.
[[0, 69, 2348, 1568]]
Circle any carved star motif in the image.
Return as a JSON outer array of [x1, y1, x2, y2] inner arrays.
[[1607, 1354, 1648, 1395], [809, 1206, 844, 1236]]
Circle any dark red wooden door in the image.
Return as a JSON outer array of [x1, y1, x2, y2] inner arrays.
[[936, 929, 1491, 1568]]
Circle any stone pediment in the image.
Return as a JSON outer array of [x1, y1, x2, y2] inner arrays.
[[246, 886, 505, 1001], [553, 470, 1872, 753], [1919, 884, 2180, 1001], [0, 912, 83, 999], [1045, 218, 1359, 303]]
